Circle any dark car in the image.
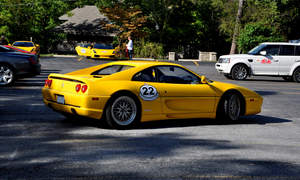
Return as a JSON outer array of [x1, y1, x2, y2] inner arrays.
[[0, 45, 41, 86]]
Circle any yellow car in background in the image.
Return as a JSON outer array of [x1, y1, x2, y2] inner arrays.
[[75, 43, 116, 59], [42, 61, 263, 129], [12, 41, 40, 55], [75, 43, 92, 57]]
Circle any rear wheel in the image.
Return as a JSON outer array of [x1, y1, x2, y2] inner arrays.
[[217, 92, 242, 121], [282, 76, 293, 82], [0, 64, 15, 86], [231, 64, 248, 80], [293, 68, 300, 83], [105, 95, 140, 129]]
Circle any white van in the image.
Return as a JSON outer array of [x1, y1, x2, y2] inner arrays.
[[215, 42, 300, 82]]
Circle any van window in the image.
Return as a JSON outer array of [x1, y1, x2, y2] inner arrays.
[[280, 45, 295, 56], [295, 46, 300, 56]]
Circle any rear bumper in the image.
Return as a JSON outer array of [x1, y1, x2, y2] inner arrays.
[[44, 99, 103, 119], [31, 64, 41, 75], [42, 87, 110, 120]]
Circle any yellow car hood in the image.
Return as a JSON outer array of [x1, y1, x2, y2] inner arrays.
[[93, 48, 115, 55], [14, 46, 34, 52]]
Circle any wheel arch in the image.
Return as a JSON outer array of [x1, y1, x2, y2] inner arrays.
[[216, 89, 246, 117], [102, 90, 142, 119], [290, 64, 300, 76], [230, 62, 252, 76], [0, 61, 16, 72]]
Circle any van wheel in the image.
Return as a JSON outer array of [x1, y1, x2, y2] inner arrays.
[[0, 64, 15, 86], [293, 68, 300, 83], [231, 64, 248, 80], [105, 95, 140, 129]]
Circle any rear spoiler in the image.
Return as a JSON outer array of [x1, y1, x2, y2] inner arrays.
[[48, 73, 87, 84]]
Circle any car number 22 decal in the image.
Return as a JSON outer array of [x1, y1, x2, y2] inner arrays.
[[139, 84, 159, 101]]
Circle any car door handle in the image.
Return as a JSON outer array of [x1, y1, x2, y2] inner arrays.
[[296, 60, 300, 62], [274, 60, 279, 62]]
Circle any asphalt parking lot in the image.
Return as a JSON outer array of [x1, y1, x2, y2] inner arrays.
[[1, 57, 300, 179]]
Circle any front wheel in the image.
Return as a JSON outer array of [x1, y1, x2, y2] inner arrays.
[[231, 64, 248, 80], [105, 95, 140, 129], [0, 64, 15, 86], [293, 68, 300, 83], [217, 93, 242, 121]]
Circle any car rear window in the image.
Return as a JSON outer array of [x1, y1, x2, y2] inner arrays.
[[13, 42, 34, 47], [93, 44, 114, 49], [91, 65, 134, 75]]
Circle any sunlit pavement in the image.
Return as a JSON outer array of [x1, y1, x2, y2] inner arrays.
[[0, 57, 300, 179]]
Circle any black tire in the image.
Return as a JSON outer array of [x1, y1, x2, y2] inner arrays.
[[231, 64, 248, 80], [292, 68, 300, 83], [282, 76, 293, 82], [0, 64, 15, 86], [224, 74, 232, 79], [217, 92, 242, 122], [104, 95, 140, 129]]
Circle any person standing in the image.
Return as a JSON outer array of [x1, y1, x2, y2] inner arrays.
[[126, 36, 133, 60], [0, 35, 8, 45]]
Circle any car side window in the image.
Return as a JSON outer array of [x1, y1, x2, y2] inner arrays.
[[155, 66, 200, 84], [295, 46, 300, 56], [279, 45, 295, 56], [92, 65, 133, 75], [261, 45, 280, 56], [132, 67, 156, 82]]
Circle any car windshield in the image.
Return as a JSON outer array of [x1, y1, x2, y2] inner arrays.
[[248, 44, 267, 55], [91, 65, 134, 75], [93, 44, 114, 49], [13, 42, 34, 47]]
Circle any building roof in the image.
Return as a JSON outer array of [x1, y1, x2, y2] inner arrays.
[[56, 5, 116, 36]]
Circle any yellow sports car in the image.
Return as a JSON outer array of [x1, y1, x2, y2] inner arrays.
[[75, 43, 92, 57], [75, 43, 116, 59], [42, 61, 263, 129], [12, 41, 40, 55]]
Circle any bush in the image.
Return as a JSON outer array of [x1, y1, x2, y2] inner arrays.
[[238, 22, 284, 53], [134, 40, 164, 59]]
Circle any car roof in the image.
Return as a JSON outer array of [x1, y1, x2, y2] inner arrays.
[[107, 60, 181, 68], [261, 42, 300, 46]]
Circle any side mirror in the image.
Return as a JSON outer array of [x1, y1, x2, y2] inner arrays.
[[260, 51, 267, 56], [201, 76, 208, 84], [36, 44, 40, 47]]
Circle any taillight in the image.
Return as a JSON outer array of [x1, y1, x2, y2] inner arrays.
[[28, 57, 37, 64], [75, 84, 81, 92], [45, 79, 52, 87], [75, 84, 88, 93], [81, 85, 88, 93]]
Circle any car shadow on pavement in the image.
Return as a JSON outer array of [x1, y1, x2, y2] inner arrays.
[[255, 90, 278, 96], [59, 115, 291, 130], [138, 115, 291, 130]]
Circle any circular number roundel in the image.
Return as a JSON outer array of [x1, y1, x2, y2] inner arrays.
[[139, 84, 158, 101], [81, 49, 86, 53]]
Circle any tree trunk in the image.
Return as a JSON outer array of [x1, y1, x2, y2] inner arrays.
[[230, 0, 244, 54]]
